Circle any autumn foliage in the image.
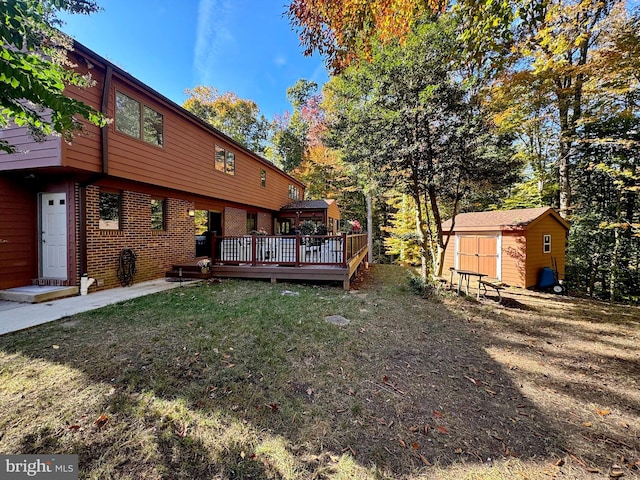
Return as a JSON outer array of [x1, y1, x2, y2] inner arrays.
[[287, 0, 444, 71]]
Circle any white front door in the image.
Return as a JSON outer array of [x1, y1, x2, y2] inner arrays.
[[40, 193, 68, 279]]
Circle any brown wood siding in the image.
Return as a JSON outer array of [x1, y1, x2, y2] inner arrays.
[[327, 201, 341, 221], [0, 177, 37, 288], [501, 231, 526, 287], [525, 217, 568, 288], [1, 48, 302, 215], [61, 52, 103, 172], [59, 49, 301, 211], [100, 78, 298, 211]]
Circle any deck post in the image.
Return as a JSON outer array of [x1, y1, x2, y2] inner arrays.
[[211, 233, 218, 263], [295, 234, 301, 267], [342, 233, 348, 268], [251, 234, 257, 266]]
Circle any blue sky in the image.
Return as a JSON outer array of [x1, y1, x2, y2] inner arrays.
[[59, 0, 328, 119]]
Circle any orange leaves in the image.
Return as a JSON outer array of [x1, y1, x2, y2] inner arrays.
[[286, 0, 437, 72], [94, 414, 109, 430], [595, 408, 611, 416]]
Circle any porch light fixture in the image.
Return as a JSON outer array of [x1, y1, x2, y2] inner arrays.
[[188, 209, 195, 217]]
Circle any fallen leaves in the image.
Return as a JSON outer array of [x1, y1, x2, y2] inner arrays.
[[94, 414, 109, 429]]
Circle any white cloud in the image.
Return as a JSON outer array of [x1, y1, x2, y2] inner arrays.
[[193, 0, 234, 84]]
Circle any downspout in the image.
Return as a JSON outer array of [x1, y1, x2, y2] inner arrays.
[[101, 65, 112, 175], [79, 65, 112, 276]]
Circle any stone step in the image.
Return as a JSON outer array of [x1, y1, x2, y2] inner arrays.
[[0, 285, 79, 303]]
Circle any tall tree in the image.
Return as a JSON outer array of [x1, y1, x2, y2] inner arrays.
[[0, 0, 108, 153], [456, 0, 619, 217], [567, 3, 640, 301], [324, 16, 519, 279], [270, 79, 317, 172], [286, 0, 442, 72], [183, 86, 269, 154]]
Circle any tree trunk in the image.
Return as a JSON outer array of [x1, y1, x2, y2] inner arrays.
[[367, 191, 374, 264]]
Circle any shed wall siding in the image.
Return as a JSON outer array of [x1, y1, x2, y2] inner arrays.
[[501, 231, 526, 287], [525, 217, 567, 288], [441, 235, 455, 276]]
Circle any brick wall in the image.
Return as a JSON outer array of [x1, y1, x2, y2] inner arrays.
[[85, 185, 195, 290], [224, 207, 247, 236], [257, 212, 272, 234]]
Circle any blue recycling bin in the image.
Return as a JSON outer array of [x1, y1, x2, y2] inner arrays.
[[537, 267, 556, 289]]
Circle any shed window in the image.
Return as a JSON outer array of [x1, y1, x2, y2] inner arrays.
[[261, 169, 266, 188], [99, 191, 121, 230], [543, 234, 551, 253]]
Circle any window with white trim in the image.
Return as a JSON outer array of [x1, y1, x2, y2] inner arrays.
[[543, 234, 551, 253]]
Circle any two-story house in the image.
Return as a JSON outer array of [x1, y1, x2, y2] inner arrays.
[[0, 40, 307, 292]]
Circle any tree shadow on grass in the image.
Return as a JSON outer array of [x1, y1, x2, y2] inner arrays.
[[458, 288, 640, 473], [0, 272, 594, 478]]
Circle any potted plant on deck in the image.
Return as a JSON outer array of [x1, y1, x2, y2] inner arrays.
[[197, 258, 211, 273]]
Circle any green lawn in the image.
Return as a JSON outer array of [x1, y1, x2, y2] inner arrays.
[[1, 265, 638, 479]]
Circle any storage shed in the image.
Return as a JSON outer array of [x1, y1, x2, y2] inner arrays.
[[440, 207, 570, 288]]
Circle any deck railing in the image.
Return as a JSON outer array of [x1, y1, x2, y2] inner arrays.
[[210, 233, 368, 268]]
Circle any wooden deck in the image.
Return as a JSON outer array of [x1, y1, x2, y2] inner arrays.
[[167, 234, 368, 289]]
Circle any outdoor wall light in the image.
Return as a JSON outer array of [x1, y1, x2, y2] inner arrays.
[[188, 209, 195, 217]]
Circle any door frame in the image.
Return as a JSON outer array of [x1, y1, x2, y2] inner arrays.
[[39, 192, 69, 280], [454, 233, 502, 280]]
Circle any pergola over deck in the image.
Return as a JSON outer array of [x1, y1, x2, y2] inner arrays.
[[168, 233, 368, 290]]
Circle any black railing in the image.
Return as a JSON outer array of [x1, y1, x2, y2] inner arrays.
[[209, 233, 367, 267]]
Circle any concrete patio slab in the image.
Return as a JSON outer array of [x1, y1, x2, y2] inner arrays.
[[0, 278, 200, 336]]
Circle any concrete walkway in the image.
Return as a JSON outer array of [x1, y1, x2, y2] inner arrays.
[[0, 279, 200, 336]]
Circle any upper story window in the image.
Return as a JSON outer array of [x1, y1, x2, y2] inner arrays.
[[99, 190, 121, 230], [543, 234, 551, 253], [115, 91, 164, 147], [261, 169, 266, 188], [288, 184, 301, 200], [215, 145, 235, 175]]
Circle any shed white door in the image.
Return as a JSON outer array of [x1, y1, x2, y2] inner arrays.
[[40, 193, 68, 279], [457, 235, 499, 278]]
